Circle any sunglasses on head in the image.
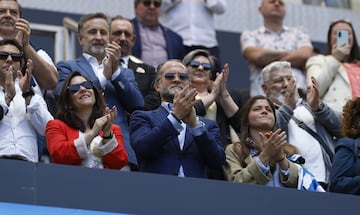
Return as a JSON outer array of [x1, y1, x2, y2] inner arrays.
[[189, 60, 212, 71], [142, 0, 161, 8], [67, 81, 94, 94], [0, 51, 22, 62], [164, 72, 189, 81]]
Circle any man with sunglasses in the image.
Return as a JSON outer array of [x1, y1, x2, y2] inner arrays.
[[0, 39, 53, 162], [0, 0, 58, 91], [129, 59, 225, 178], [55, 12, 144, 171], [131, 0, 185, 68]]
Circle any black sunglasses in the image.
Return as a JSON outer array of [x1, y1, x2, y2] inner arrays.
[[67, 81, 94, 94], [189, 60, 212, 71], [164, 72, 189, 81], [142, 0, 161, 8], [0, 51, 22, 62]]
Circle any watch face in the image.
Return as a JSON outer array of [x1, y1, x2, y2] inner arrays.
[[22, 88, 35, 98]]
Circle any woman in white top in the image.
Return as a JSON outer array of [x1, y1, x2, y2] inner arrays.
[[306, 19, 360, 113]]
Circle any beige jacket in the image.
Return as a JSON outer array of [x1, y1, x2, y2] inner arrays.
[[306, 54, 351, 113], [223, 143, 298, 188]]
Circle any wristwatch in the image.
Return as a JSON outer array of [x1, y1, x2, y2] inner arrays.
[[103, 132, 113, 139], [22, 88, 35, 98]]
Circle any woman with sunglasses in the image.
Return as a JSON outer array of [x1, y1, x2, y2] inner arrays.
[[182, 49, 248, 180], [306, 19, 360, 113], [45, 72, 128, 169]]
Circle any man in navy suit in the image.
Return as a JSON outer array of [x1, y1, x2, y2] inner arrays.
[[54, 13, 144, 170], [129, 59, 225, 178], [131, 0, 185, 68], [110, 16, 160, 110]]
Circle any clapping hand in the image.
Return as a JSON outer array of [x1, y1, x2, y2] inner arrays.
[[258, 129, 287, 164], [103, 41, 121, 79], [219, 63, 229, 96], [18, 59, 33, 93], [284, 77, 297, 109], [92, 106, 117, 136], [212, 63, 230, 99], [307, 76, 321, 111], [172, 86, 198, 127], [4, 66, 16, 106], [102, 106, 117, 136], [15, 18, 31, 48]]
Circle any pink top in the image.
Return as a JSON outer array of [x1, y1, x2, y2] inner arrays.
[[344, 63, 360, 98]]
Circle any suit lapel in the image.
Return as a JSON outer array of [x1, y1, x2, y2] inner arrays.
[[128, 59, 136, 72], [155, 106, 182, 151], [76, 56, 103, 89], [183, 126, 194, 152]]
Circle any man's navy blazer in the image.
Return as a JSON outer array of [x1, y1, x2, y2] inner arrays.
[[55, 56, 144, 165], [131, 18, 185, 62], [129, 106, 226, 178]]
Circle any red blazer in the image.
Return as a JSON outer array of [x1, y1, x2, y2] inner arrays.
[[46, 119, 128, 169]]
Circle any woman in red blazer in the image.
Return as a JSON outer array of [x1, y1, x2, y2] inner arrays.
[[46, 71, 128, 169]]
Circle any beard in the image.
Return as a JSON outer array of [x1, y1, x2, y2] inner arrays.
[[159, 84, 184, 102], [119, 42, 130, 56], [161, 90, 175, 102], [268, 88, 300, 106], [84, 44, 106, 58], [268, 88, 286, 106]]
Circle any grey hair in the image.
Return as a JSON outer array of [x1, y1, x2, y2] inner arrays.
[[261, 61, 292, 84]]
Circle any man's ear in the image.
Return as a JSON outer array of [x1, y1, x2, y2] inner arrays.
[[154, 80, 160, 92], [132, 34, 137, 45], [262, 84, 268, 95], [78, 34, 83, 45]]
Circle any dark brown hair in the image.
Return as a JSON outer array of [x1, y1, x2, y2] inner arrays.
[[56, 71, 106, 132], [232, 95, 276, 167], [341, 98, 360, 138], [233, 95, 300, 167]]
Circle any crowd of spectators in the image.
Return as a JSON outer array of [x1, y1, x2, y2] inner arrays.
[[1, 0, 360, 196]]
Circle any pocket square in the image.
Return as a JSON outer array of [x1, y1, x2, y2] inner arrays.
[[136, 67, 146, 74]]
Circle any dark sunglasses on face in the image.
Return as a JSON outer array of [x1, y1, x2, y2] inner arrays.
[[142, 0, 161, 8], [0, 51, 22, 62], [189, 60, 212, 71], [67, 81, 94, 94], [164, 72, 189, 81]]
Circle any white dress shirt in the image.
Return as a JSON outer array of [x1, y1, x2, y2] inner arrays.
[[160, 0, 227, 47], [0, 81, 53, 162]]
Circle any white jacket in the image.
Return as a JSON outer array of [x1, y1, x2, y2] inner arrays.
[[306, 54, 351, 114]]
